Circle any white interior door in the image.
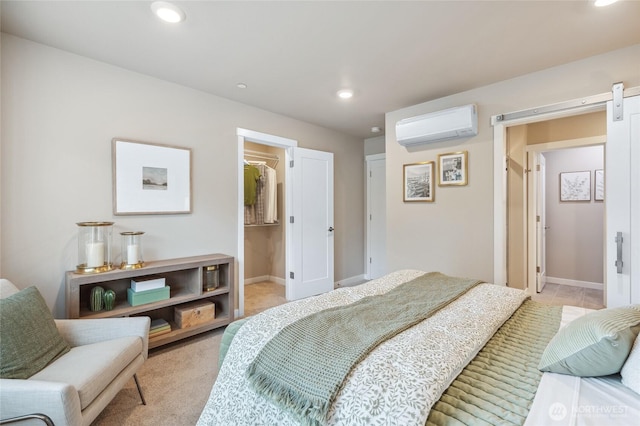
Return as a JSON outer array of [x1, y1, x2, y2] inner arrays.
[[366, 155, 386, 280], [606, 94, 639, 307], [288, 147, 334, 300], [536, 153, 547, 292]]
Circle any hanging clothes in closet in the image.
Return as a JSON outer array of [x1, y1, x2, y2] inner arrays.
[[244, 161, 277, 225], [263, 166, 277, 223]]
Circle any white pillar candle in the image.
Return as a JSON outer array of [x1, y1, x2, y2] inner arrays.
[[86, 242, 105, 268], [127, 244, 140, 265]]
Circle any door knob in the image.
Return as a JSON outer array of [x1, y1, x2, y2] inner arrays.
[[328, 227, 334, 232]]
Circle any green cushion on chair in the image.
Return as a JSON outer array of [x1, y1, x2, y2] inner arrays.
[[0, 286, 71, 379]]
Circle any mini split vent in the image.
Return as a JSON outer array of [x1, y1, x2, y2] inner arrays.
[[396, 104, 478, 146]]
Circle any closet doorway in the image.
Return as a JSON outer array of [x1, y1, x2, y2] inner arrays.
[[237, 130, 294, 318], [244, 141, 287, 317], [236, 129, 335, 318]]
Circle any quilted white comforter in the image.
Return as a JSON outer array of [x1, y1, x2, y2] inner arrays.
[[198, 270, 528, 426]]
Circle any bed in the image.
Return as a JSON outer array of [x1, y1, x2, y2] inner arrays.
[[197, 270, 640, 426]]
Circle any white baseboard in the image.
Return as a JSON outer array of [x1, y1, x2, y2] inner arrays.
[[546, 276, 603, 291], [244, 275, 285, 286], [335, 274, 367, 288], [245, 274, 366, 289], [270, 276, 285, 286]]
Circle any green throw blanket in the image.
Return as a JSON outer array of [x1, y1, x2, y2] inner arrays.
[[246, 272, 482, 425]]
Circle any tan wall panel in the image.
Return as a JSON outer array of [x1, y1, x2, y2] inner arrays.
[[527, 111, 606, 144]]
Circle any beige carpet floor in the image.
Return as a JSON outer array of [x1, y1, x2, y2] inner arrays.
[[244, 281, 287, 317], [91, 327, 225, 426], [92, 281, 287, 425]]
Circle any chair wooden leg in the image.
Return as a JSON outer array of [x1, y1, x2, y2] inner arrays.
[[133, 373, 146, 405]]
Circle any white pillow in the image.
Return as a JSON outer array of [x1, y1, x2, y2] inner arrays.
[[621, 334, 640, 394]]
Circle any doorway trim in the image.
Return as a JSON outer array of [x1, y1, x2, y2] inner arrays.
[[237, 128, 297, 318], [494, 85, 639, 295], [492, 92, 617, 287]]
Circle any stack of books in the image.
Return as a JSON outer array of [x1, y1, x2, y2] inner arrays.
[[149, 318, 171, 339], [127, 275, 170, 306]]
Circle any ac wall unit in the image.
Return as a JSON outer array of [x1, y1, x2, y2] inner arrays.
[[396, 104, 478, 146]]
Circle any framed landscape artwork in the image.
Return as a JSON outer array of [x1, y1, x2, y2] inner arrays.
[[112, 139, 192, 215], [403, 162, 434, 202]]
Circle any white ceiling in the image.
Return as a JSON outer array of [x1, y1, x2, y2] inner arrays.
[[2, 1, 640, 139]]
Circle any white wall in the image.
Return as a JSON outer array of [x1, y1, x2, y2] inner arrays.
[[0, 34, 365, 316], [385, 44, 640, 284], [364, 135, 385, 156]]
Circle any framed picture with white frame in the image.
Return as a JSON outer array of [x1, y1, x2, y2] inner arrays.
[[112, 139, 192, 215], [559, 170, 591, 202]]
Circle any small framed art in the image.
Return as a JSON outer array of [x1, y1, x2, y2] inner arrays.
[[559, 171, 591, 202], [112, 139, 192, 215], [403, 162, 434, 202], [594, 169, 604, 201], [438, 151, 468, 186]]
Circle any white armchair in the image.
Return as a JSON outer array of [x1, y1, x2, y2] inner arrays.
[[0, 279, 150, 426]]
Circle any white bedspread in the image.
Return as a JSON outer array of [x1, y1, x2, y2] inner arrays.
[[198, 270, 527, 426]]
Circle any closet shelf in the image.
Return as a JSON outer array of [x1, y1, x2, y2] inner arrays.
[[244, 149, 279, 168], [245, 222, 280, 228]]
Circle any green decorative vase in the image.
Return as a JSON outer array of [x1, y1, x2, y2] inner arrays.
[[103, 289, 116, 311], [90, 286, 105, 311]]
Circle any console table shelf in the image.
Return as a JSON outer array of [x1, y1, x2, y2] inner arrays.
[[66, 254, 235, 349]]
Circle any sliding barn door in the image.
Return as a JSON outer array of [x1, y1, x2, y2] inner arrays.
[[605, 94, 639, 307]]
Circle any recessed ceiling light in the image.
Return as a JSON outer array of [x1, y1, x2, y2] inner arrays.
[[151, 1, 186, 23], [337, 89, 354, 100], [237, 83, 248, 89], [371, 126, 382, 133], [594, 0, 618, 6]]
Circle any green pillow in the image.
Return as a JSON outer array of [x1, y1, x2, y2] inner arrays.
[[538, 305, 640, 377], [0, 286, 71, 379]]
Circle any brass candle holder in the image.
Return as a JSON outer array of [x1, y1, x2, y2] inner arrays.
[[120, 231, 145, 270], [76, 222, 115, 274]]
